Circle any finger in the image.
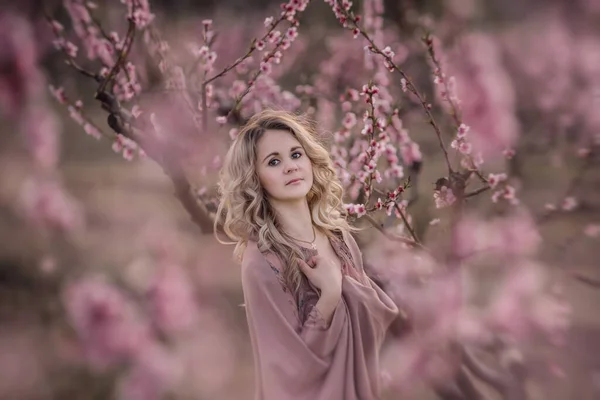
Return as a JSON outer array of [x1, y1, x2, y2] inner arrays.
[[297, 259, 313, 275]]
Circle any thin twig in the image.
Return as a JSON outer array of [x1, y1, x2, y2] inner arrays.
[[362, 214, 428, 252], [394, 202, 420, 244], [198, 9, 296, 83], [97, 18, 136, 94], [538, 150, 596, 224], [335, 1, 453, 174], [572, 272, 600, 289], [465, 185, 490, 198], [423, 32, 462, 128]]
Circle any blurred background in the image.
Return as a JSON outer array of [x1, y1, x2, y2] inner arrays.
[[0, 0, 599, 399]]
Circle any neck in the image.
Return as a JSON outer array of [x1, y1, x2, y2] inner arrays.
[[270, 198, 314, 242]]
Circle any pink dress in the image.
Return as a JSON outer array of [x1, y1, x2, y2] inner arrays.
[[241, 230, 399, 400]]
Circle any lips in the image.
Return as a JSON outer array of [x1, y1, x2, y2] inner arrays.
[[285, 178, 303, 185]]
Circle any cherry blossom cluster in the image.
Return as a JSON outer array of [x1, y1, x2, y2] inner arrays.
[[188, 20, 218, 77], [323, 0, 356, 28], [0, 13, 84, 237], [49, 1, 144, 103], [344, 203, 367, 217], [200, 0, 309, 122], [424, 33, 526, 209], [450, 123, 472, 156], [121, 0, 155, 28], [49, 84, 145, 161], [329, 76, 419, 224], [62, 226, 236, 398], [433, 186, 457, 209], [489, 174, 519, 205], [242, 19, 302, 100], [11, 0, 600, 398], [432, 66, 460, 107]]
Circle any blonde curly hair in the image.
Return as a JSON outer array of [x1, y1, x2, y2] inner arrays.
[[215, 109, 355, 295]]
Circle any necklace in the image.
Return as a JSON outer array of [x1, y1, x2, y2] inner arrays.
[[288, 225, 317, 250]]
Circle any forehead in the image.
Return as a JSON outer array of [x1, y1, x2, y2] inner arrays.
[[256, 129, 302, 157]]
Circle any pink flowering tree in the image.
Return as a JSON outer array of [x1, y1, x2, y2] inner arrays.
[[1, 0, 599, 399]]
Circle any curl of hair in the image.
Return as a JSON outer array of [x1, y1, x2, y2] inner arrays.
[[215, 109, 356, 298]]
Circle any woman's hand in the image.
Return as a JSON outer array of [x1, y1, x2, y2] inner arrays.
[[299, 256, 343, 325], [298, 255, 342, 298]]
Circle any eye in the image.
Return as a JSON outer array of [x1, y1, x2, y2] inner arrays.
[[291, 151, 302, 159], [268, 158, 280, 166]]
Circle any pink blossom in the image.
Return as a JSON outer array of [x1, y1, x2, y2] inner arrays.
[[117, 345, 181, 400], [455, 211, 541, 259], [21, 106, 61, 170], [343, 112, 357, 129], [487, 172, 507, 189], [361, 119, 373, 135], [63, 277, 151, 369], [584, 224, 600, 237], [344, 203, 356, 214], [492, 184, 519, 205], [345, 203, 366, 217], [433, 186, 456, 208], [357, 203, 367, 217], [561, 196, 578, 211], [19, 178, 83, 232], [400, 142, 422, 165], [486, 263, 570, 343], [458, 141, 472, 155], [147, 265, 200, 335], [384, 164, 404, 179], [441, 33, 520, 159], [400, 78, 408, 92], [457, 123, 469, 138]]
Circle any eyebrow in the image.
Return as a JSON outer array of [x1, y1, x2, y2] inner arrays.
[[262, 146, 302, 163]]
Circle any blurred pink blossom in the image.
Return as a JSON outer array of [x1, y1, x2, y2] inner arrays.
[[454, 211, 541, 259], [63, 276, 152, 369], [147, 264, 200, 335], [486, 262, 570, 343], [117, 344, 182, 400], [442, 32, 520, 158], [20, 106, 61, 170], [19, 178, 84, 232]]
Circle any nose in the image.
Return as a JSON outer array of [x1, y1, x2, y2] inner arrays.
[[284, 160, 299, 174]]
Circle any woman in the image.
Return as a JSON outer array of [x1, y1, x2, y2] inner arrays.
[[215, 109, 398, 400]]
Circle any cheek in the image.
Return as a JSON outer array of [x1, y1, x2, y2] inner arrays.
[[303, 159, 314, 179], [301, 156, 313, 171], [257, 168, 280, 191]]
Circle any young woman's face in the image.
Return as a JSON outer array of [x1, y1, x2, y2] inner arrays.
[[255, 129, 314, 203]]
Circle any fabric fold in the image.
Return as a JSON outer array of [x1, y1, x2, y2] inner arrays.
[[241, 231, 399, 400]]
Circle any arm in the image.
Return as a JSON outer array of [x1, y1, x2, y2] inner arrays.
[[342, 231, 399, 334], [313, 288, 342, 326], [241, 245, 348, 397]]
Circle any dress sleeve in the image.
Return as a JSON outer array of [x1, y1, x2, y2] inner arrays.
[[241, 245, 348, 398], [342, 232, 399, 335]]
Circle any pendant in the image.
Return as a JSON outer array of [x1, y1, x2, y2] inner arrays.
[[311, 243, 317, 250]]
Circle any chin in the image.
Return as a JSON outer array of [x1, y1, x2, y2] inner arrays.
[[276, 182, 311, 201]]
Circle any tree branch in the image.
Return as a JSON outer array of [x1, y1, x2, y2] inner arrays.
[[572, 272, 600, 289], [165, 166, 215, 234], [462, 346, 509, 394], [362, 213, 428, 252]]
